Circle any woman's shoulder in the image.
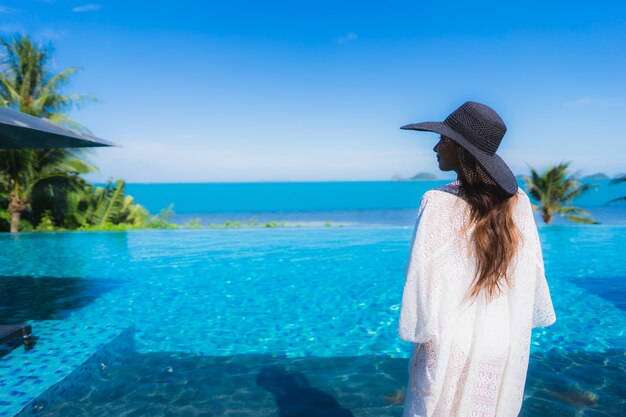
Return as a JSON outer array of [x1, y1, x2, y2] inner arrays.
[[431, 179, 463, 197], [416, 181, 465, 215], [428, 180, 529, 201], [422, 180, 466, 203], [423, 181, 532, 219]]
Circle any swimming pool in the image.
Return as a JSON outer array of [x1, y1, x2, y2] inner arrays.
[[1, 225, 625, 416]]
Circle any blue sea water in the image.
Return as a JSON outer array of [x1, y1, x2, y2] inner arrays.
[[120, 179, 626, 227], [0, 180, 625, 416]]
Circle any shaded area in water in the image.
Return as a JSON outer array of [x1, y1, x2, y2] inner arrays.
[[523, 348, 626, 416], [32, 348, 625, 417], [572, 275, 626, 311], [0, 276, 122, 323], [30, 353, 403, 417]]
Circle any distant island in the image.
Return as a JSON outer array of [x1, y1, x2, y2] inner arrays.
[[391, 172, 623, 182], [392, 172, 439, 181], [582, 173, 610, 180]]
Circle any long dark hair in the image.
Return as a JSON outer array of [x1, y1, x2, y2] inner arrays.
[[453, 143, 522, 303]]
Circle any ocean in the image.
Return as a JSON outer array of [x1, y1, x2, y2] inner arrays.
[[116, 179, 626, 227]]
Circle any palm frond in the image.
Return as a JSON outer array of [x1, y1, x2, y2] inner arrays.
[[561, 183, 596, 201], [47, 113, 93, 134], [0, 75, 21, 105], [42, 67, 81, 91], [557, 206, 593, 216], [562, 214, 599, 224], [605, 196, 626, 205], [609, 175, 626, 185], [101, 179, 126, 225], [63, 190, 89, 227], [525, 162, 597, 225]]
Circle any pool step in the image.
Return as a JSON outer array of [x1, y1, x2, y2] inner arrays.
[[0, 321, 135, 417], [32, 403, 403, 416], [22, 352, 409, 416], [354, 406, 403, 416]]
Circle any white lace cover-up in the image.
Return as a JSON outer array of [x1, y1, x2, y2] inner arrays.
[[398, 180, 556, 417]]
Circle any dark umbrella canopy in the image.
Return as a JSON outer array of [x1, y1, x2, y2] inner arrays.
[[0, 106, 118, 149]]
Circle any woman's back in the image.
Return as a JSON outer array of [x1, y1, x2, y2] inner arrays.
[[399, 180, 557, 417]]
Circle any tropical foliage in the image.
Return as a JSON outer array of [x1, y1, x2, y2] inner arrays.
[[524, 162, 598, 224], [0, 33, 94, 128], [0, 146, 98, 232], [0, 33, 94, 232], [0, 33, 176, 233], [72, 179, 146, 227], [0, 174, 175, 232]]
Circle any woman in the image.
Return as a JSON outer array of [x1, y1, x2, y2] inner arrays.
[[397, 101, 556, 417]]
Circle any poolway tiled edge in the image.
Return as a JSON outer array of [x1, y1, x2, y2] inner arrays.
[[0, 321, 135, 417]]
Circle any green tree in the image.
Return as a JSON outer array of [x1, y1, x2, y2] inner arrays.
[[0, 147, 97, 232], [524, 162, 598, 224], [0, 33, 97, 233], [146, 203, 178, 229], [0, 33, 94, 126], [67, 178, 151, 229]]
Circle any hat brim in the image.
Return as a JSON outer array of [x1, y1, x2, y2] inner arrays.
[[401, 121, 518, 196]]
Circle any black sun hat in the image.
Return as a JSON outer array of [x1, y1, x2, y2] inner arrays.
[[400, 101, 518, 196]]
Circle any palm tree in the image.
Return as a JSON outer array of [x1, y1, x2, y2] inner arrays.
[[0, 33, 95, 127], [524, 162, 598, 224], [0, 33, 97, 233], [65, 178, 150, 229], [0, 148, 98, 232], [606, 174, 626, 204]]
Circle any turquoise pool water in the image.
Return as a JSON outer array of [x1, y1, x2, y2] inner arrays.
[[1, 225, 625, 416]]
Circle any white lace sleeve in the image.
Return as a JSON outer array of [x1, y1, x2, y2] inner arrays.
[[531, 216, 556, 328], [398, 191, 439, 344], [527, 200, 557, 328]]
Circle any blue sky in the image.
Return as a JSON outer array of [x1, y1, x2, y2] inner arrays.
[[1, 1, 625, 182]]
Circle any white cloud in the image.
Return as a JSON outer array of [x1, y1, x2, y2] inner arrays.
[[81, 137, 437, 183], [38, 28, 66, 40], [0, 23, 26, 34], [564, 97, 624, 107], [335, 32, 359, 44], [78, 133, 626, 183], [72, 3, 101, 13]]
